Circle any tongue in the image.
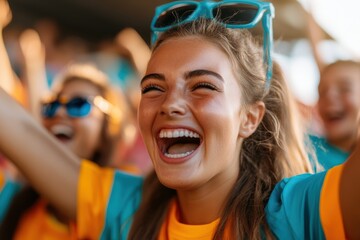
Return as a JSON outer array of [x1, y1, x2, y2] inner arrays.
[[167, 143, 198, 154]]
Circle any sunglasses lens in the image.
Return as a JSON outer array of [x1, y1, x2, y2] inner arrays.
[[213, 3, 259, 25], [154, 4, 198, 28], [42, 101, 60, 118], [67, 97, 92, 118]]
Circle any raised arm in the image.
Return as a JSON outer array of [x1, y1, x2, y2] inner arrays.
[[19, 29, 49, 121], [0, 87, 79, 219], [0, 0, 17, 95], [340, 117, 360, 238], [115, 28, 151, 77], [305, 5, 327, 73]]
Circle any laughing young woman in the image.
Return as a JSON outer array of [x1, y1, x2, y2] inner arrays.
[[0, 0, 359, 239]]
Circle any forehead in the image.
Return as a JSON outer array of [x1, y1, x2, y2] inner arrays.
[[59, 78, 102, 97], [319, 64, 360, 87], [148, 36, 232, 71]]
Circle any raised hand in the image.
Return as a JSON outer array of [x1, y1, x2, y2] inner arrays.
[[19, 29, 48, 120], [0, 0, 12, 29], [0, 0, 17, 95], [115, 28, 151, 77]]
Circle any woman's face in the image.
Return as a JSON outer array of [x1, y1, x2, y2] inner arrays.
[[139, 36, 248, 190], [42, 79, 105, 160], [318, 64, 360, 144]]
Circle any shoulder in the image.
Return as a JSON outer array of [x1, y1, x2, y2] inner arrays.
[[78, 160, 143, 240], [267, 171, 327, 211], [266, 165, 346, 240], [80, 160, 143, 188], [79, 160, 143, 212], [266, 172, 327, 239]]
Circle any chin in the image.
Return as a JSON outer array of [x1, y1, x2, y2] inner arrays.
[[160, 179, 197, 191], [156, 168, 198, 190]]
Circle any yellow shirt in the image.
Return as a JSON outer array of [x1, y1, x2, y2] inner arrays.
[[158, 200, 220, 240], [14, 200, 77, 240]]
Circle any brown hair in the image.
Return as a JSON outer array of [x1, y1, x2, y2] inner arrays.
[[129, 19, 312, 239]]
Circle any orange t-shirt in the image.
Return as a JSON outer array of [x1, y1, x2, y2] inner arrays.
[[158, 200, 220, 240], [158, 165, 346, 240], [14, 200, 77, 240], [320, 164, 345, 239]]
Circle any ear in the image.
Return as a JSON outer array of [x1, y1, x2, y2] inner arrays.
[[238, 101, 265, 138]]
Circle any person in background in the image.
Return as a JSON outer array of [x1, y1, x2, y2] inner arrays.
[[0, 62, 134, 239], [306, 7, 360, 170], [80, 27, 153, 174]]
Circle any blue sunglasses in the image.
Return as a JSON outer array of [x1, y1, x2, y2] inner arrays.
[[41, 95, 113, 118], [151, 0, 275, 88]]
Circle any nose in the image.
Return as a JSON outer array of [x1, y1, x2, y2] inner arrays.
[[160, 89, 187, 117], [321, 87, 338, 103], [53, 105, 68, 118]]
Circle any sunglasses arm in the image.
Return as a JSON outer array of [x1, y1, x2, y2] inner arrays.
[[262, 12, 273, 89]]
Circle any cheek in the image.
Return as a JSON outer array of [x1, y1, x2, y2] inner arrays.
[[138, 101, 155, 136], [74, 115, 104, 147], [317, 96, 326, 106], [41, 119, 52, 131], [343, 93, 360, 112], [196, 98, 240, 142]]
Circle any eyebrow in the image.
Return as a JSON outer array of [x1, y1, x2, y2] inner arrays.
[[141, 73, 165, 84], [141, 69, 224, 84], [185, 69, 224, 82]]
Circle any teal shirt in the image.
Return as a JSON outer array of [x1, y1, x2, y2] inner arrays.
[[266, 171, 327, 239], [309, 135, 349, 171], [94, 169, 329, 239], [99, 171, 143, 240], [0, 177, 21, 222]]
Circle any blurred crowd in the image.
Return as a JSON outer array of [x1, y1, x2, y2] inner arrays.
[[0, 0, 153, 177]]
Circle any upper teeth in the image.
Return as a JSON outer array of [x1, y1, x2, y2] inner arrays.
[[159, 129, 200, 138], [50, 124, 73, 137]]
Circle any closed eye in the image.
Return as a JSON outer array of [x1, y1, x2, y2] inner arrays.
[[141, 84, 164, 94], [192, 82, 219, 91]]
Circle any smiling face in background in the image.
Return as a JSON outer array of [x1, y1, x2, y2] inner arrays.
[[42, 79, 105, 160], [139, 36, 248, 191], [318, 63, 360, 149]]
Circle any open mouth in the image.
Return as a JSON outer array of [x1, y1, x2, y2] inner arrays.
[[158, 128, 201, 159], [50, 124, 74, 142], [324, 111, 346, 124]]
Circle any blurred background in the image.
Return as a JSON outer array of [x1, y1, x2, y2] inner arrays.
[[1, 0, 360, 175], [4, 0, 360, 113]]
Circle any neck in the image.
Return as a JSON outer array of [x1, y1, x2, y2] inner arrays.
[[176, 170, 237, 225]]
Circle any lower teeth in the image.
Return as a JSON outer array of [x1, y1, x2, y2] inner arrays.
[[164, 150, 194, 158]]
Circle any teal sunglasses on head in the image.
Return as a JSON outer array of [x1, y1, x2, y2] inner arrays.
[[151, 0, 275, 88]]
